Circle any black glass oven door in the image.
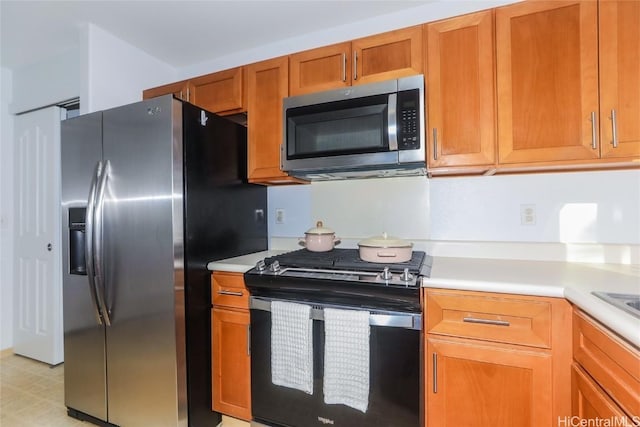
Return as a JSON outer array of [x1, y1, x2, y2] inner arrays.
[[250, 303, 420, 427]]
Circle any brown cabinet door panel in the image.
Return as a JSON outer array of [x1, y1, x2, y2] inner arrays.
[[190, 67, 245, 115], [246, 56, 296, 183], [289, 42, 351, 95], [211, 307, 251, 420], [599, 0, 640, 159], [426, 11, 496, 169], [496, 1, 599, 164], [142, 80, 191, 102], [426, 337, 553, 427], [352, 25, 423, 85]]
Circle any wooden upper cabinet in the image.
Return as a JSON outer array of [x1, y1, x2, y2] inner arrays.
[[247, 56, 302, 184], [425, 10, 496, 172], [142, 80, 191, 102], [289, 42, 351, 95], [190, 67, 245, 115], [289, 26, 423, 95], [496, 1, 600, 165], [598, 0, 640, 159], [352, 25, 423, 85]]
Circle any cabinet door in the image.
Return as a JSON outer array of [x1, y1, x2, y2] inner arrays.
[[599, 0, 640, 159], [190, 67, 245, 115], [426, 11, 496, 170], [212, 307, 251, 421], [246, 56, 302, 184], [572, 364, 635, 426], [426, 336, 553, 427], [352, 25, 423, 85], [289, 42, 351, 95], [496, 1, 599, 164], [142, 80, 191, 102]]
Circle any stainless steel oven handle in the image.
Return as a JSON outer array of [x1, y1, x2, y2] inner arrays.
[[250, 296, 422, 330]]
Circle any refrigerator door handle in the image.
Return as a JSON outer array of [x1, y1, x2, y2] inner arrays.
[[94, 160, 112, 326], [85, 161, 104, 325]]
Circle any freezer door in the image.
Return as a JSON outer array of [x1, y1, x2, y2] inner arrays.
[[101, 96, 187, 427], [61, 112, 108, 421]]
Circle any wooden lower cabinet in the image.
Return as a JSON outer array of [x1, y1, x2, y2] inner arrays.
[[572, 364, 635, 426], [572, 309, 640, 421], [211, 306, 251, 421], [211, 271, 252, 421], [424, 288, 572, 427], [426, 336, 552, 426]]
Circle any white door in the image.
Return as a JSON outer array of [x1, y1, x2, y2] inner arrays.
[[13, 106, 63, 365]]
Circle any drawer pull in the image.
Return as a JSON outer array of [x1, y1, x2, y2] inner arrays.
[[432, 353, 438, 394], [463, 317, 510, 327], [218, 290, 243, 297]]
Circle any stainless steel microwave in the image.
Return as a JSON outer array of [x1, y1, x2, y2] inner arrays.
[[281, 75, 426, 180]]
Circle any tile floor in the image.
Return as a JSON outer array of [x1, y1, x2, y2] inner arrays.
[[0, 351, 85, 426], [0, 350, 247, 427]]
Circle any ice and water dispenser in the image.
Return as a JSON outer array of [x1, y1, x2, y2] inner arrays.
[[68, 207, 87, 275]]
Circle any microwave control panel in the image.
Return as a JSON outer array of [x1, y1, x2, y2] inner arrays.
[[397, 89, 421, 150]]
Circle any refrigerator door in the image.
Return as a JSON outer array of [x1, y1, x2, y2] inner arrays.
[[61, 112, 108, 421], [101, 96, 187, 427]]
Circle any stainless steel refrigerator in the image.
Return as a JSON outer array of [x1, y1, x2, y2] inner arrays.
[[61, 95, 267, 427]]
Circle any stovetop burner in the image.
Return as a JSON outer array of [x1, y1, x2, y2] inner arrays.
[[262, 248, 431, 275]]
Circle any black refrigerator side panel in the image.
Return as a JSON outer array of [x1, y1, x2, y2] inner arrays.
[[182, 102, 268, 427]]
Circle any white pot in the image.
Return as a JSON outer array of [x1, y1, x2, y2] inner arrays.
[[299, 221, 341, 252], [358, 232, 413, 263]]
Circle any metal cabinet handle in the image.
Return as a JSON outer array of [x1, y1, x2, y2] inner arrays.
[[463, 317, 510, 327], [433, 128, 438, 160], [353, 51, 358, 81], [218, 289, 243, 297], [247, 324, 251, 356], [342, 53, 347, 82], [590, 112, 598, 149], [610, 109, 618, 148], [432, 353, 438, 394]]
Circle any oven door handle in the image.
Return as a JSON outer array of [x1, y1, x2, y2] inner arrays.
[[249, 296, 422, 330]]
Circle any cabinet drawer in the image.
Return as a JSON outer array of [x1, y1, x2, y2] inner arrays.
[[573, 310, 640, 418], [212, 271, 249, 309], [426, 289, 552, 348]]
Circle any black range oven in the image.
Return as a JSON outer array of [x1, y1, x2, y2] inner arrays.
[[244, 248, 432, 427]]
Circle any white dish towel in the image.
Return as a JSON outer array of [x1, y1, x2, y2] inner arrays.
[[323, 307, 370, 413], [271, 300, 313, 394]]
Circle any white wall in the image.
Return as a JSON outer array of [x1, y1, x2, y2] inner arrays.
[[267, 170, 640, 263], [80, 23, 178, 113], [10, 49, 80, 115], [1, 66, 14, 350]]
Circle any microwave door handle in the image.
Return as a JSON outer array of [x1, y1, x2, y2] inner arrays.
[[388, 93, 398, 151]]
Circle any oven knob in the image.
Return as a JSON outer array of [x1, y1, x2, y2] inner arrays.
[[269, 260, 281, 273], [400, 268, 414, 282], [255, 260, 266, 272], [380, 266, 393, 281]]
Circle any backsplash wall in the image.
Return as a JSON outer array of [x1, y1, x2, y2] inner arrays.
[[267, 170, 640, 256]]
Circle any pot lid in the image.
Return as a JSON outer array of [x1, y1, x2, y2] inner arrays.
[[358, 232, 413, 248], [305, 221, 335, 235]]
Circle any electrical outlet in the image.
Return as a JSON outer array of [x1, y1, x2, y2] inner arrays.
[[520, 204, 536, 226], [275, 208, 285, 224]]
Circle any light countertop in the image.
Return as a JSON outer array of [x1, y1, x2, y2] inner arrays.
[[208, 252, 640, 348]]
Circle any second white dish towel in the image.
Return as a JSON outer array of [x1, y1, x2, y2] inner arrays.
[[323, 307, 370, 413]]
